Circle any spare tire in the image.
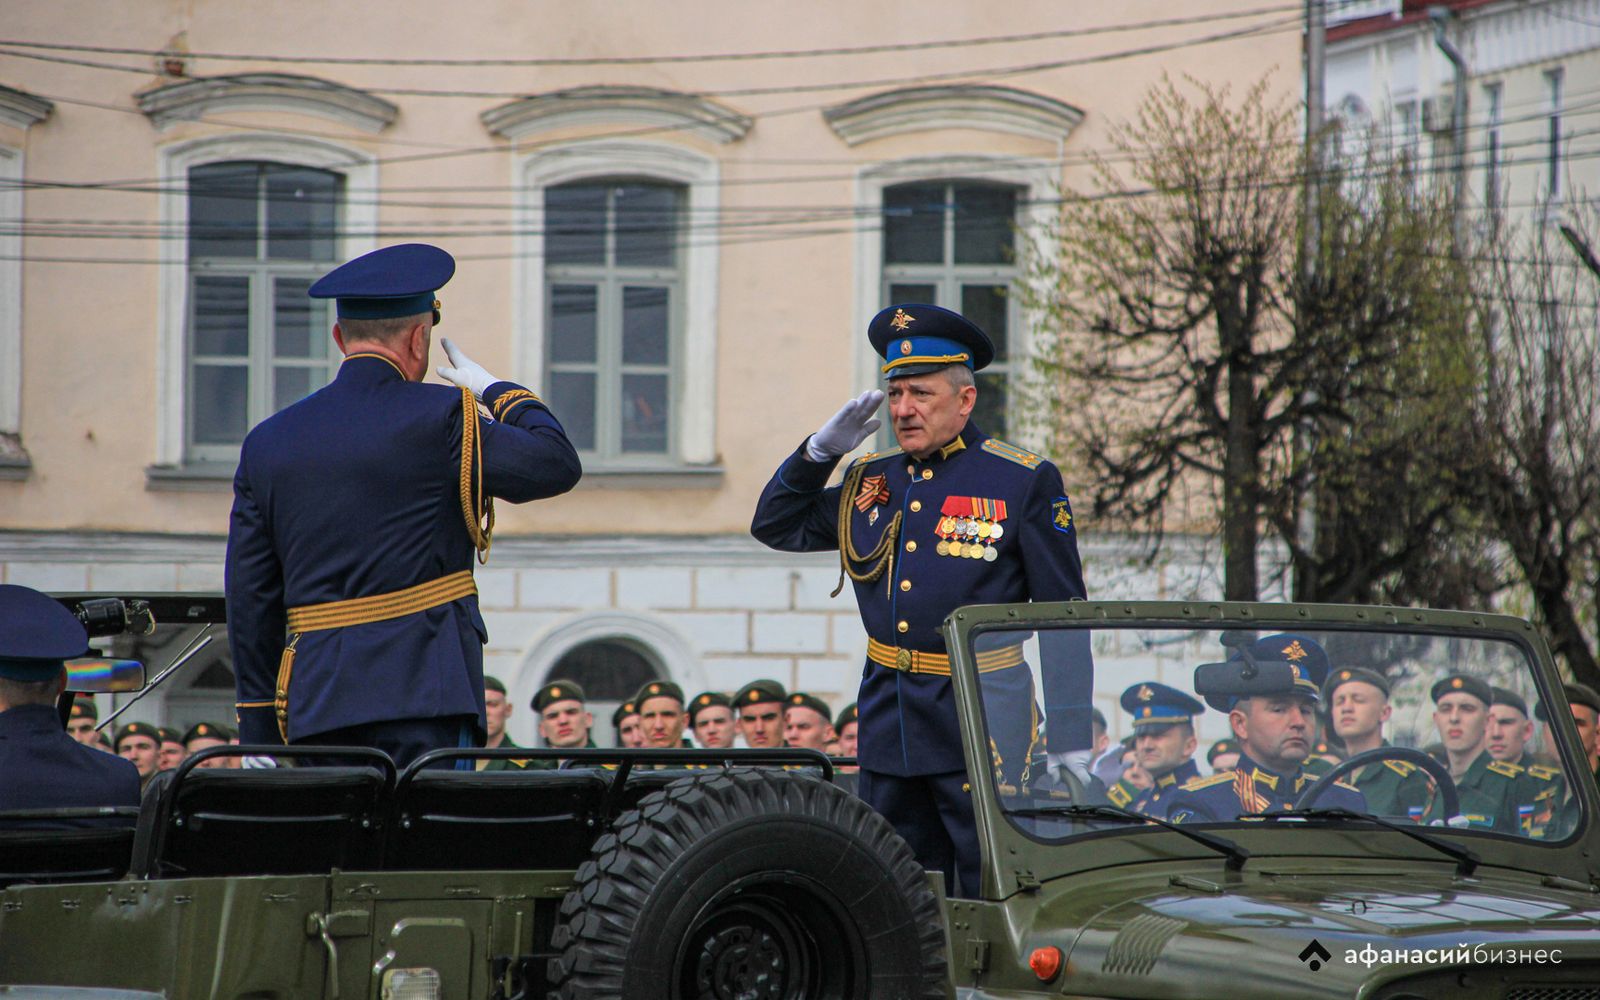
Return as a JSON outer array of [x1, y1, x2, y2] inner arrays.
[[548, 768, 947, 1000]]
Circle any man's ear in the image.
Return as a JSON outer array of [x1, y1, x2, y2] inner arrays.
[[957, 383, 977, 417], [407, 322, 430, 363], [332, 322, 348, 354]]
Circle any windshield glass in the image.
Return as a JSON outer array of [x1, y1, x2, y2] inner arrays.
[[971, 621, 1585, 844]]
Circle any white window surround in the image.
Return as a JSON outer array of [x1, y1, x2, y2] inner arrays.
[[482, 86, 752, 146], [509, 610, 707, 744], [516, 140, 720, 469], [824, 85, 1083, 147], [151, 132, 377, 477], [851, 155, 1060, 454]]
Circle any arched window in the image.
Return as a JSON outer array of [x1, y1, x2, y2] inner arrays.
[[544, 637, 663, 701]]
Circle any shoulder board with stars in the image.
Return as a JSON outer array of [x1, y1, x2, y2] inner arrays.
[[1382, 760, 1418, 777], [1527, 764, 1560, 782], [1179, 772, 1236, 791], [981, 439, 1044, 469], [1487, 760, 1525, 779], [848, 447, 903, 469]]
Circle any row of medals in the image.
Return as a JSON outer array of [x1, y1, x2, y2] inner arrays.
[[935, 516, 1002, 561]]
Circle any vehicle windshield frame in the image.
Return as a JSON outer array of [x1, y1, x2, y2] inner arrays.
[[943, 600, 1598, 900]]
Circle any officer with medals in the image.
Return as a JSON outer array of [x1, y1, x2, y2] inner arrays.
[[0, 585, 141, 827], [1426, 675, 1542, 832], [689, 691, 737, 749], [1163, 635, 1366, 823], [1323, 667, 1433, 820], [1487, 686, 1562, 836], [1118, 682, 1204, 815], [751, 303, 1092, 896], [226, 244, 582, 769]]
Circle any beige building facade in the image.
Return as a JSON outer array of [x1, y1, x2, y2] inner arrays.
[[0, 1, 1297, 743]]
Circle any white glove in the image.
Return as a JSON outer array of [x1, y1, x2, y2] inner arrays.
[[436, 337, 498, 400], [1049, 749, 1095, 787], [805, 389, 885, 462]]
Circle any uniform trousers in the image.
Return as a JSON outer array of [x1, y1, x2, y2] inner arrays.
[[858, 767, 978, 898], [294, 714, 477, 770]]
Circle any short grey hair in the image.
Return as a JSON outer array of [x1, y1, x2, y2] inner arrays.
[[0, 674, 58, 709], [941, 364, 975, 391], [338, 312, 426, 344]]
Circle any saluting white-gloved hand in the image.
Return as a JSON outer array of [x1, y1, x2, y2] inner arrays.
[[436, 337, 499, 400], [805, 389, 886, 462]]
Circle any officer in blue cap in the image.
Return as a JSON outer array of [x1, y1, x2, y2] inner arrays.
[[226, 244, 583, 769], [751, 303, 1092, 896], [0, 585, 140, 826], [1118, 681, 1204, 815], [1162, 634, 1366, 823]]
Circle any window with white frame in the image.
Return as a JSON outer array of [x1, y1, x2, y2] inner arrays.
[[184, 160, 341, 461], [881, 180, 1020, 439], [543, 180, 683, 459]]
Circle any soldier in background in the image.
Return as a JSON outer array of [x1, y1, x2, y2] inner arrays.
[[1118, 682, 1204, 816], [115, 722, 162, 789], [1207, 739, 1240, 775], [183, 723, 233, 770], [835, 703, 859, 759], [482, 676, 517, 750], [688, 692, 736, 749], [1487, 687, 1562, 837], [157, 727, 186, 771], [1105, 738, 1151, 809], [1324, 667, 1432, 820], [735, 680, 788, 749], [67, 697, 98, 746], [636, 681, 688, 749], [1428, 675, 1541, 833], [1535, 683, 1600, 839], [613, 701, 644, 749], [784, 692, 836, 751]]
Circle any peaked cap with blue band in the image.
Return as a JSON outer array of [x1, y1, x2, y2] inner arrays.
[[1199, 632, 1330, 712], [308, 243, 455, 322], [0, 584, 90, 682], [1120, 681, 1204, 728], [868, 303, 995, 378]]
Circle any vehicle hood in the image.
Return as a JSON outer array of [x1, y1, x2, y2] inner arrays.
[[1036, 867, 1600, 999]]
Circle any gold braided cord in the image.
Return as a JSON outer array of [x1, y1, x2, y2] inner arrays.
[[458, 387, 495, 563], [832, 462, 902, 598]]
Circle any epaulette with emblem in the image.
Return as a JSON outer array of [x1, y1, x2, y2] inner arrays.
[[1382, 760, 1418, 777], [1528, 764, 1559, 781], [1487, 760, 1525, 779], [981, 439, 1044, 469], [848, 447, 902, 469], [1106, 783, 1133, 808], [1179, 772, 1236, 791]]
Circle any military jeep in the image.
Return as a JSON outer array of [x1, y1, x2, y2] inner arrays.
[[2, 596, 1599, 999]]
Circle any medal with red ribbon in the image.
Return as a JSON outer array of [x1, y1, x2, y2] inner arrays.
[[937, 497, 1007, 560]]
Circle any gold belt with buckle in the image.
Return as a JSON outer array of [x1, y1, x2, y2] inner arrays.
[[866, 637, 1024, 676]]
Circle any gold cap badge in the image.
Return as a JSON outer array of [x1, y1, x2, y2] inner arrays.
[[551, 686, 562, 699], [1282, 640, 1308, 661], [890, 308, 916, 332], [649, 684, 661, 695], [1137, 685, 1154, 702]]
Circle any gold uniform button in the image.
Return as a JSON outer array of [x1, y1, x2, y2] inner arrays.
[[900, 580, 912, 591], [897, 620, 909, 633], [921, 469, 933, 480], [910, 500, 922, 512], [905, 540, 917, 552]]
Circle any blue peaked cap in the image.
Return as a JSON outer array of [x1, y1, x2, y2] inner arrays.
[[309, 243, 455, 322], [1120, 681, 1204, 728], [0, 584, 89, 682], [868, 303, 995, 378]]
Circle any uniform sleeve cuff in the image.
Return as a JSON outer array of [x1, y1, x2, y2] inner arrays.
[[774, 439, 839, 493], [482, 381, 546, 421]]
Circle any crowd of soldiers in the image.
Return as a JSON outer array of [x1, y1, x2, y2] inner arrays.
[[478, 675, 859, 769], [1085, 633, 1600, 837], [64, 697, 246, 787]]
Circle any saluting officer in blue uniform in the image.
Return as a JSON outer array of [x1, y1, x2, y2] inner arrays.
[[751, 303, 1092, 896], [1162, 634, 1366, 823], [0, 585, 140, 827], [227, 244, 582, 768], [1117, 681, 1204, 816]]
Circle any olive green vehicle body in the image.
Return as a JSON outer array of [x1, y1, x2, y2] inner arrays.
[[3, 600, 1599, 999]]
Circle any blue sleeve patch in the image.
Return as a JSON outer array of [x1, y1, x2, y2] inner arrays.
[[1051, 497, 1075, 535]]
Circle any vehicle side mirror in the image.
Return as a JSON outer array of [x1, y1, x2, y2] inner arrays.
[[64, 658, 146, 694]]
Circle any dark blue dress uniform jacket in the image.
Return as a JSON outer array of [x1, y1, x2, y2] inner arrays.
[[1160, 751, 1367, 823], [226, 355, 581, 745], [751, 423, 1090, 778], [0, 704, 140, 826]]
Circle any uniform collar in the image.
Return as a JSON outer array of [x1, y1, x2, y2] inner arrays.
[[908, 421, 986, 467], [1234, 751, 1303, 790], [1154, 758, 1200, 788], [0, 702, 66, 735], [339, 352, 408, 381]]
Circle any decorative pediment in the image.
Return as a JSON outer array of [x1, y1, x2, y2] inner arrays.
[[0, 84, 52, 130], [138, 74, 398, 132], [823, 85, 1083, 146], [482, 86, 752, 144]]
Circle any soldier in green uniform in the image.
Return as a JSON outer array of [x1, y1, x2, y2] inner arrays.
[[688, 691, 736, 749], [1323, 667, 1434, 820], [1206, 739, 1240, 774], [614, 700, 644, 748], [1427, 675, 1540, 833], [476, 676, 522, 771], [636, 681, 690, 748], [1487, 687, 1562, 837], [1104, 736, 1151, 809], [1535, 682, 1600, 839]]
